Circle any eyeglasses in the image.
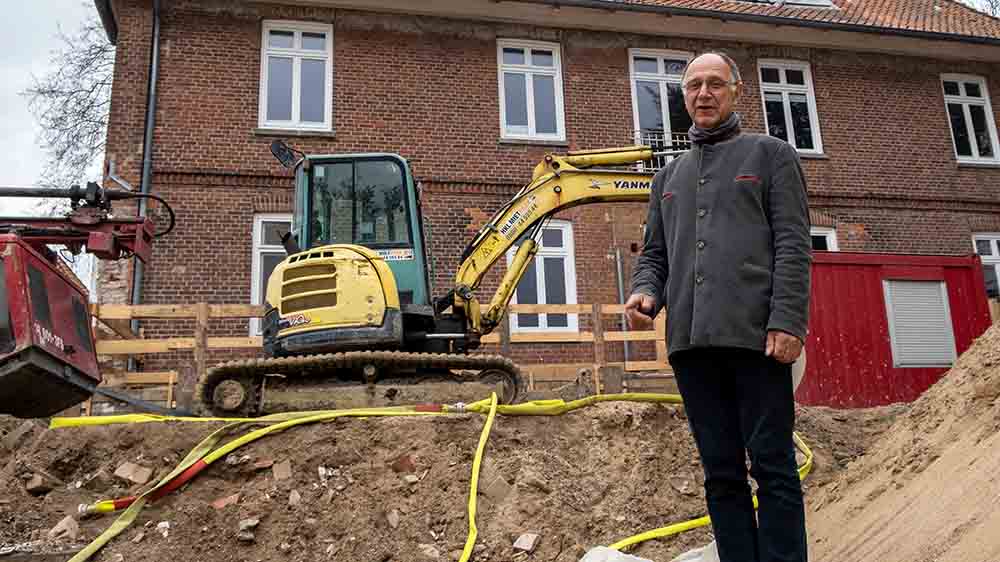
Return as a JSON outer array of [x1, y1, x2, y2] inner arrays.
[[682, 79, 738, 94]]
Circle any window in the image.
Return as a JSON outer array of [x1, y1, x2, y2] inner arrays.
[[629, 49, 693, 156], [258, 20, 333, 131], [758, 60, 823, 154], [308, 158, 411, 248], [497, 39, 565, 141], [810, 227, 838, 251], [507, 221, 578, 332], [883, 280, 957, 368], [974, 234, 1000, 299], [941, 75, 1000, 164], [251, 214, 292, 335]]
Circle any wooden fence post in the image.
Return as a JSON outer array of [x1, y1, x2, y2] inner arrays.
[[195, 303, 209, 383], [591, 303, 605, 394]]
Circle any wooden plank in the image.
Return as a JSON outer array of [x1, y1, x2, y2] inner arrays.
[[91, 304, 199, 319], [481, 333, 500, 344], [600, 304, 626, 315], [207, 337, 263, 349], [195, 303, 209, 383], [591, 303, 605, 394], [990, 298, 999, 324], [96, 338, 196, 354], [508, 303, 591, 314], [655, 311, 668, 365], [603, 330, 659, 342], [509, 332, 594, 343], [209, 304, 266, 318], [95, 317, 136, 339], [102, 371, 179, 386], [625, 360, 672, 372], [166, 372, 175, 408]]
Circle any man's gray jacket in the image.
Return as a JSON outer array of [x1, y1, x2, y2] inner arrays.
[[631, 132, 812, 357]]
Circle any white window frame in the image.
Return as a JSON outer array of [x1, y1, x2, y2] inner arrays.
[[628, 49, 692, 140], [973, 233, 1000, 298], [258, 20, 333, 132], [757, 59, 824, 155], [883, 280, 958, 368], [251, 213, 293, 335], [810, 226, 839, 251], [506, 220, 578, 333], [497, 39, 566, 142], [940, 74, 1000, 164]]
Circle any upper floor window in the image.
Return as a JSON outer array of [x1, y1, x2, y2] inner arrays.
[[941, 75, 1000, 164], [974, 234, 1000, 299], [259, 20, 333, 131], [758, 60, 823, 154], [497, 39, 566, 142], [629, 49, 693, 158]]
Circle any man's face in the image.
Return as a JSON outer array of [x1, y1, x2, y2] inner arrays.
[[682, 54, 742, 129]]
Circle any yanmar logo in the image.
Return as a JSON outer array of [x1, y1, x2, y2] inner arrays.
[[33, 323, 64, 353], [614, 180, 651, 190]]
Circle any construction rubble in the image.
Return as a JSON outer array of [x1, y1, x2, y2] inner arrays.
[[1, 324, 998, 562]]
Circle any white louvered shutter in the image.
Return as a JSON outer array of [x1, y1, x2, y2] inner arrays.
[[883, 280, 957, 367]]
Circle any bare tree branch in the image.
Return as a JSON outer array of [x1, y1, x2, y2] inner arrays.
[[961, 0, 1000, 17], [21, 9, 115, 194]]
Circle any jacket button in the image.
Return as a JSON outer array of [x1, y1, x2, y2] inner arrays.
[[696, 240, 706, 250], [695, 275, 704, 285], [698, 209, 707, 218]]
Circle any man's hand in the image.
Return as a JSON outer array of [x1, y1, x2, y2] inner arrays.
[[766, 330, 803, 364], [625, 293, 657, 330]]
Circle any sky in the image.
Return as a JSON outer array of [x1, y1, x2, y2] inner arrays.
[[0, 1, 97, 217]]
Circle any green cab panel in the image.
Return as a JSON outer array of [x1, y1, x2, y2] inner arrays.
[[294, 153, 430, 307]]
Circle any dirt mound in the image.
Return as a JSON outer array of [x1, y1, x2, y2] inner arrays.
[[808, 323, 1000, 562], [1, 391, 898, 562]]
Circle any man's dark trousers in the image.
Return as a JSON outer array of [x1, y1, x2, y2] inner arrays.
[[671, 347, 807, 562]]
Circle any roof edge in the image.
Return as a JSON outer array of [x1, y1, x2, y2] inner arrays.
[[512, 0, 1000, 46], [94, 0, 118, 45]]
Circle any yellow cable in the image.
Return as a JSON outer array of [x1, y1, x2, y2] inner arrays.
[[53, 392, 815, 560], [458, 393, 499, 562]]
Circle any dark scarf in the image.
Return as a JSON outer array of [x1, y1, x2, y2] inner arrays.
[[688, 112, 742, 145]]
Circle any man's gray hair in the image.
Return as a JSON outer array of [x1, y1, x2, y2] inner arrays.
[[683, 51, 742, 84]]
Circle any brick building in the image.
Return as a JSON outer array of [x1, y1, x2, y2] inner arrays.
[[94, 0, 1000, 394]]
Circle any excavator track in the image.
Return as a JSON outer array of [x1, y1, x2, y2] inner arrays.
[[193, 351, 525, 418]]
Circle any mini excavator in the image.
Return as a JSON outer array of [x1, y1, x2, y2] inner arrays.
[[196, 143, 674, 416]]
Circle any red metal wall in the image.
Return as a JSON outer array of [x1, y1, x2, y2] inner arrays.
[[795, 252, 993, 408]]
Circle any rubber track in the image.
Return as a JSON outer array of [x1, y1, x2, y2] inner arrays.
[[193, 351, 525, 417]]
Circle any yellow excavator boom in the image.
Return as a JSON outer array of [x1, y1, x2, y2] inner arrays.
[[451, 145, 679, 335]]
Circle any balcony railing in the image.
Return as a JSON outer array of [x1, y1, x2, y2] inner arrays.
[[634, 129, 691, 172]]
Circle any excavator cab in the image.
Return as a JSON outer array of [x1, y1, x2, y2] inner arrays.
[[260, 142, 434, 358]]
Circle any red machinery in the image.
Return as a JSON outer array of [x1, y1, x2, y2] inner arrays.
[[0, 183, 173, 418]]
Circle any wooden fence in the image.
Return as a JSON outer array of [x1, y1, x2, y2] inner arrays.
[[85, 302, 673, 413]]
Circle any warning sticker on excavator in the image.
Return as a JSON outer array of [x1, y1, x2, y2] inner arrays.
[[376, 249, 415, 261], [279, 314, 310, 330]]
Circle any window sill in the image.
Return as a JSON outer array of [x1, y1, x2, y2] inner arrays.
[[956, 160, 1000, 169], [797, 152, 829, 160], [254, 127, 336, 138], [499, 138, 569, 148]]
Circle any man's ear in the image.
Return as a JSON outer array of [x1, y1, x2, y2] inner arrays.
[[734, 81, 744, 102]]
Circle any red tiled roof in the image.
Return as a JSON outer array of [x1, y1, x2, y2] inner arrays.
[[543, 0, 1000, 41]]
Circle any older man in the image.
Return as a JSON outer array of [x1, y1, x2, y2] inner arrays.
[[625, 52, 812, 562]]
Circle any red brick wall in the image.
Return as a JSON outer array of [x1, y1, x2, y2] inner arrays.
[[103, 0, 1000, 392]]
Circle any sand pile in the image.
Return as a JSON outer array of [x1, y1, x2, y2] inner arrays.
[[807, 324, 1000, 562]]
